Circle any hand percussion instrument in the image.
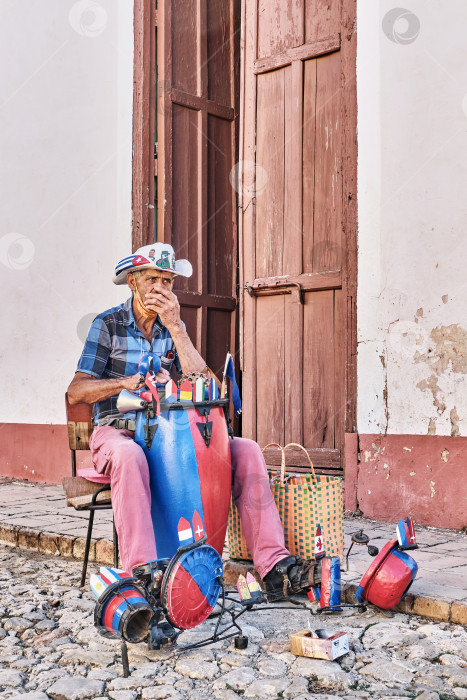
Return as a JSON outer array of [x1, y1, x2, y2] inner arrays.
[[93, 567, 153, 643]]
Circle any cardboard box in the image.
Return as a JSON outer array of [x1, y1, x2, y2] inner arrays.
[[289, 629, 349, 660]]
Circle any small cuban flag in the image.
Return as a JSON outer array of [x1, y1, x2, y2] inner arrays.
[[144, 372, 160, 416], [223, 353, 242, 415], [115, 254, 150, 276], [314, 523, 326, 560], [132, 255, 150, 266], [396, 516, 417, 550], [177, 517, 194, 546], [115, 254, 139, 275]]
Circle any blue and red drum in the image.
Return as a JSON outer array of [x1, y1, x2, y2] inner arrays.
[[161, 545, 223, 629], [134, 394, 232, 628], [134, 396, 232, 560]]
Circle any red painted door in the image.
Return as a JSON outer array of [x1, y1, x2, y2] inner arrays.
[[239, 0, 357, 472]]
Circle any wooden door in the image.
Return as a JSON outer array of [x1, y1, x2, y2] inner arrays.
[[133, 0, 240, 378], [239, 0, 357, 472]]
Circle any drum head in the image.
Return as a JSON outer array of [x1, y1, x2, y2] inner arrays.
[[161, 545, 223, 629]]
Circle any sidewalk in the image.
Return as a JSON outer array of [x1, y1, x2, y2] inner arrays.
[[1, 477, 466, 624]]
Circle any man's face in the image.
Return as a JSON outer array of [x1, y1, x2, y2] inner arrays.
[[129, 268, 174, 295]]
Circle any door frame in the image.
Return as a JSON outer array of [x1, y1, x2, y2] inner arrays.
[[132, 0, 156, 250]]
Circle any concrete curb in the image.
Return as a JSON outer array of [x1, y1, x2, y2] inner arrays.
[[0, 524, 114, 567], [222, 559, 467, 625], [2, 523, 467, 625]]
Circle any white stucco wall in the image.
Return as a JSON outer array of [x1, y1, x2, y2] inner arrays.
[[0, 0, 134, 424], [357, 0, 467, 436]]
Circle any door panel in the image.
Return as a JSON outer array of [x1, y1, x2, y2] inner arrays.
[[207, 2, 233, 105], [171, 104, 199, 293], [179, 306, 199, 354], [305, 0, 342, 42], [207, 116, 233, 297], [256, 68, 286, 279], [257, 0, 304, 58], [207, 309, 234, 377], [255, 295, 285, 446], [303, 290, 336, 449], [171, 0, 198, 94], [313, 52, 342, 272], [302, 59, 317, 274]]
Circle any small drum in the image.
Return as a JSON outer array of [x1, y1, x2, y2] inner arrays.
[[161, 544, 223, 629], [134, 395, 232, 560], [94, 576, 153, 643]]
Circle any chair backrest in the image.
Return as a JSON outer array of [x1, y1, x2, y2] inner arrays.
[[65, 392, 94, 451]]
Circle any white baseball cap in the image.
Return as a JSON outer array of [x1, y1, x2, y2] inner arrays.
[[113, 243, 193, 285]]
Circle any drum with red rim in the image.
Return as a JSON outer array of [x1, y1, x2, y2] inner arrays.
[[134, 392, 232, 629], [161, 544, 223, 629]]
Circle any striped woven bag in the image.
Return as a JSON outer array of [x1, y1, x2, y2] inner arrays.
[[228, 442, 344, 562]]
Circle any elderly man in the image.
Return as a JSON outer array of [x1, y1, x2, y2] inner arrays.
[[68, 243, 321, 605]]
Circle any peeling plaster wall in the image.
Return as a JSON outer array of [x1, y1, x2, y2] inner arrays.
[[357, 0, 467, 436], [355, 434, 467, 529], [0, 1, 133, 425]]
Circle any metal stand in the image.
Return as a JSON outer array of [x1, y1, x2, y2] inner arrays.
[[172, 579, 309, 655], [121, 640, 129, 677], [101, 579, 366, 673], [80, 486, 119, 588], [344, 529, 379, 572]]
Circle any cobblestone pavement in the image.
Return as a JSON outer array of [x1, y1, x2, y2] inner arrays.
[[1, 545, 467, 700], [1, 479, 467, 624]]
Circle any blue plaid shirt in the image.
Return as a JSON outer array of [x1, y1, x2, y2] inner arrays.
[[76, 297, 181, 424]]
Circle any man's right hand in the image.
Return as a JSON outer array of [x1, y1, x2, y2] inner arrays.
[[68, 372, 145, 405], [125, 368, 170, 391], [123, 373, 146, 392]]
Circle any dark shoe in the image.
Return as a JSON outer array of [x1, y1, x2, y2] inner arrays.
[[264, 555, 322, 602], [147, 606, 178, 650], [148, 615, 178, 650]]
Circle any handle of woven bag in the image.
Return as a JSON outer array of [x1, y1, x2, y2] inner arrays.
[[284, 443, 318, 485], [261, 442, 286, 486]]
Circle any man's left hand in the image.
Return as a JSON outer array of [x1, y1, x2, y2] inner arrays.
[[155, 368, 171, 384], [144, 288, 181, 331]]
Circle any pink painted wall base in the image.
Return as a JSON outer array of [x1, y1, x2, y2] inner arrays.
[[0, 423, 92, 484], [2, 423, 466, 533], [345, 433, 467, 530]]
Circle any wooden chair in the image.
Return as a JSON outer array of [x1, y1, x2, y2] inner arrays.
[[63, 393, 118, 587]]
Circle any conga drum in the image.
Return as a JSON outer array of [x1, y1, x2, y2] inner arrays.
[[134, 385, 232, 629], [134, 392, 232, 558]]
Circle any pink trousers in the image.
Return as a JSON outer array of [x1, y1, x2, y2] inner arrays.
[[80, 427, 290, 578]]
